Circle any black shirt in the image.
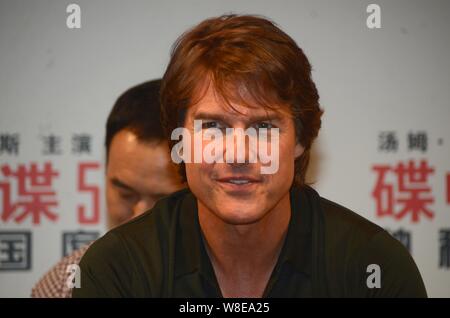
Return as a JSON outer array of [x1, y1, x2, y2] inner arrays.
[[73, 186, 427, 298]]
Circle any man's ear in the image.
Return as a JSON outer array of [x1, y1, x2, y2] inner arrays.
[[294, 143, 304, 159]]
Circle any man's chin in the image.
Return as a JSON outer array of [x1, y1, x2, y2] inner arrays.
[[214, 207, 266, 226]]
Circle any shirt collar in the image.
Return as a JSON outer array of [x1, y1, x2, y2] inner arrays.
[[175, 191, 217, 281], [276, 186, 313, 277]]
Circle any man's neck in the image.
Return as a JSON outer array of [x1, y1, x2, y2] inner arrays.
[[198, 193, 291, 297]]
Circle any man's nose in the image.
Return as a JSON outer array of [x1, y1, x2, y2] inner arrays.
[[223, 128, 253, 165]]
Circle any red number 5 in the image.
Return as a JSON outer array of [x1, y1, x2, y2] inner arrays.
[[77, 162, 100, 224]]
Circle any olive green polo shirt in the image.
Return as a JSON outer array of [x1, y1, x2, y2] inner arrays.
[[73, 187, 427, 298]]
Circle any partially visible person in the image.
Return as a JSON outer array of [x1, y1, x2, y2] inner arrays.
[[31, 79, 184, 297]]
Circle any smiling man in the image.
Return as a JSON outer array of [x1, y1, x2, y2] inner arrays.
[[73, 14, 427, 298]]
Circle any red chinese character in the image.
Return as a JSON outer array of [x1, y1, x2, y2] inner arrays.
[[77, 162, 101, 224], [372, 160, 435, 223], [372, 165, 394, 217], [0, 162, 59, 225]]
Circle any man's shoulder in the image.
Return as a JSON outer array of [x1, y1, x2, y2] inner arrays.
[[319, 196, 385, 243], [318, 195, 398, 259], [79, 188, 192, 270], [111, 187, 191, 240], [31, 244, 91, 298], [316, 195, 426, 297], [75, 188, 193, 297]]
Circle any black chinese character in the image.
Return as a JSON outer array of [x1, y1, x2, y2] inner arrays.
[[42, 134, 62, 155], [0, 231, 31, 270], [0, 134, 19, 155], [62, 231, 99, 256], [408, 131, 428, 152], [389, 228, 412, 254], [378, 131, 398, 152], [72, 134, 92, 155], [439, 229, 450, 269]]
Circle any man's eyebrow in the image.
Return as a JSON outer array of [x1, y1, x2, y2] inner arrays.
[[193, 111, 283, 124], [110, 177, 134, 192], [110, 177, 169, 197], [193, 112, 228, 122], [248, 113, 284, 123]]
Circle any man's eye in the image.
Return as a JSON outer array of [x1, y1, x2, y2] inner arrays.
[[120, 192, 138, 202], [202, 121, 220, 129], [255, 122, 274, 129]]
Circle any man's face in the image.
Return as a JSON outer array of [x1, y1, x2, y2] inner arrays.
[[106, 129, 184, 227], [184, 85, 304, 225]]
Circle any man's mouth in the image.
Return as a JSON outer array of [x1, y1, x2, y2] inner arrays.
[[215, 176, 262, 189], [227, 179, 251, 185]]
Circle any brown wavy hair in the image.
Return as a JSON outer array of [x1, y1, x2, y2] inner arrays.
[[160, 14, 323, 188]]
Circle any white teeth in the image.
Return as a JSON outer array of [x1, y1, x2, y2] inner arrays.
[[228, 179, 250, 184]]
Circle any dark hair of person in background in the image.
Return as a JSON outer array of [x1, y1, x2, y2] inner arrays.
[[105, 79, 165, 158]]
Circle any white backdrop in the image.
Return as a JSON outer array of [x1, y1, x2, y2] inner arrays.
[[0, 0, 449, 297]]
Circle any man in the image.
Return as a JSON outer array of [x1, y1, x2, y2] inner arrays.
[[31, 79, 184, 297], [73, 15, 427, 297]]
